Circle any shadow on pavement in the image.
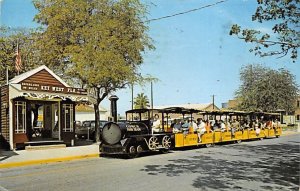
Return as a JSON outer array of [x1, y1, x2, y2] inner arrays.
[[140, 142, 300, 191], [0, 150, 19, 162], [75, 139, 97, 146]]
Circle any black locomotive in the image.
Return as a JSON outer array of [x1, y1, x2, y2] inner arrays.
[[99, 109, 174, 158]]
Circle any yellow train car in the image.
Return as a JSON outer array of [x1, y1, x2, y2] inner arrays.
[[201, 132, 214, 145], [160, 107, 282, 149], [221, 131, 232, 142], [174, 133, 198, 147], [213, 131, 222, 143], [233, 130, 243, 142]]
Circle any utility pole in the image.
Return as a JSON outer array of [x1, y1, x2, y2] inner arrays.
[[211, 94, 216, 110]]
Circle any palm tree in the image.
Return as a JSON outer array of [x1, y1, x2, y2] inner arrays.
[[134, 93, 150, 109]]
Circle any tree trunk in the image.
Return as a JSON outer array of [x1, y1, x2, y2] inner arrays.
[[93, 87, 107, 142], [94, 103, 100, 142]]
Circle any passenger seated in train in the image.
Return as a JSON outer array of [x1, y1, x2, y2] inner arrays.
[[213, 120, 220, 131], [254, 119, 261, 136], [152, 114, 161, 133], [273, 119, 280, 133], [181, 120, 190, 132], [190, 120, 198, 133], [273, 119, 280, 128], [172, 119, 182, 133], [231, 119, 240, 136], [205, 120, 212, 132], [225, 119, 231, 131], [266, 119, 273, 129], [196, 118, 206, 143], [220, 120, 226, 132], [240, 120, 249, 130]]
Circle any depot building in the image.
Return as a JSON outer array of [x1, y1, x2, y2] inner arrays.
[[0, 65, 89, 150]]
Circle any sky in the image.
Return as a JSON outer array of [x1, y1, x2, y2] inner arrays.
[[1, 0, 299, 116]]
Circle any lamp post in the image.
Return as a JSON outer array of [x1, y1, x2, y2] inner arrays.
[[151, 81, 153, 118]]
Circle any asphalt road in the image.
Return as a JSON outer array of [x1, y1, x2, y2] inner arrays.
[[1, 134, 299, 191]]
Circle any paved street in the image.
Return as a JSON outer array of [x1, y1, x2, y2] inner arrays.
[[1, 134, 299, 191]]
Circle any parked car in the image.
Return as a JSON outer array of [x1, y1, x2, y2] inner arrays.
[[75, 120, 108, 140]]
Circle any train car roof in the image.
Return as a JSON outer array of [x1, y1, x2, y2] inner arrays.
[[159, 107, 202, 114], [205, 110, 248, 115], [125, 108, 161, 114]]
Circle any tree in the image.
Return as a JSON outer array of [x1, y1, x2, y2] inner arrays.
[[230, 0, 300, 62], [33, 0, 154, 141], [134, 93, 150, 109], [0, 27, 39, 85], [235, 64, 299, 113]]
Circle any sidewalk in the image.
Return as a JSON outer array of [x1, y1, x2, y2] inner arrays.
[[1, 130, 299, 169], [0, 142, 99, 169]]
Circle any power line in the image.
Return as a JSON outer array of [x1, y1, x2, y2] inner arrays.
[[144, 0, 229, 23]]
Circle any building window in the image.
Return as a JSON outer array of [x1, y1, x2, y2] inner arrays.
[[14, 101, 26, 134], [63, 104, 74, 132], [297, 100, 300, 108], [297, 115, 300, 121]]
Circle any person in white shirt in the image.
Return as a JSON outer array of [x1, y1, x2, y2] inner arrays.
[[191, 120, 198, 132], [197, 118, 206, 143], [220, 120, 226, 132], [255, 119, 261, 136], [152, 114, 161, 133]]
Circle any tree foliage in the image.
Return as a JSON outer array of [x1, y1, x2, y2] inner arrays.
[[0, 27, 39, 85], [33, 0, 154, 141], [230, 0, 300, 62], [236, 64, 299, 113], [134, 93, 150, 109]]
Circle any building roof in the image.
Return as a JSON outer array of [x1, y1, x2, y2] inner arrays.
[[9, 65, 70, 87], [75, 104, 107, 112], [154, 103, 219, 111]]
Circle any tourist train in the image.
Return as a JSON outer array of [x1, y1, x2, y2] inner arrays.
[[99, 107, 282, 158]]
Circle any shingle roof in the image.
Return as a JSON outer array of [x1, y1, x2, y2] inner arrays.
[[9, 65, 70, 87], [75, 104, 107, 112]]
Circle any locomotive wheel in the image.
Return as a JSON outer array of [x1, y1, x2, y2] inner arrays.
[[148, 136, 159, 150], [162, 136, 171, 149], [127, 145, 138, 158], [160, 149, 169, 154], [137, 145, 143, 153]]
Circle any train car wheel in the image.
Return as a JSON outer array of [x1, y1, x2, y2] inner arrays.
[[206, 143, 213, 148], [276, 135, 280, 138], [236, 140, 242, 144], [148, 136, 159, 150], [260, 137, 264, 140], [162, 136, 171, 149]]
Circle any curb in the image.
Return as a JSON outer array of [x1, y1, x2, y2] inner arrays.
[[0, 153, 99, 169]]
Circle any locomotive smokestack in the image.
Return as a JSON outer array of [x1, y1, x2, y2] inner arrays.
[[109, 95, 119, 122]]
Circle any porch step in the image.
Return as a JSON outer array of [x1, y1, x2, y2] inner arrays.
[[25, 144, 66, 151]]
